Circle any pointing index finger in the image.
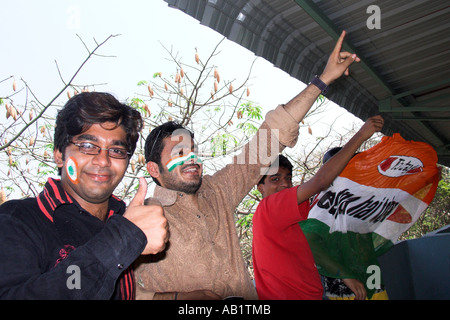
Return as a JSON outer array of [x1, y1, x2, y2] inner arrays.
[[332, 30, 347, 56]]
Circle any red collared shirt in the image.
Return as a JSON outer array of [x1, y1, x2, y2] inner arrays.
[[252, 186, 323, 300]]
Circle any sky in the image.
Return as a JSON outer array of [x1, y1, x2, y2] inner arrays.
[[1, 0, 362, 132], [0, 0, 368, 199]]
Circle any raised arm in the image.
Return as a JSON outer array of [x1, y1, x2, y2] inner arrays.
[[296, 115, 384, 204], [211, 32, 362, 209]]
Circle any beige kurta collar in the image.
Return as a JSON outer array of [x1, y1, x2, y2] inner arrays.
[[152, 185, 178, 207], [150, 183, 215, 207]]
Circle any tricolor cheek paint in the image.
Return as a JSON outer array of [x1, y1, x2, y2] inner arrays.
[[165, 152, 202, 172], [66, 157, 80, 184]]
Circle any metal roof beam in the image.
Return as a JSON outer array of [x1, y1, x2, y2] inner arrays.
[[295, 0, 446, 148], [408, 94, 450, 108], [379, 98, 445, 145], [392, 78, 450, 100], [392, 117, 450, 121], [381, 106, 450, 113], [294, 0, 396, 97]]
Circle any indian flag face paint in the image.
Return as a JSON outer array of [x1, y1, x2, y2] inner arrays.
[[165, 152, 202, 172], [66, 157, 80, 184]]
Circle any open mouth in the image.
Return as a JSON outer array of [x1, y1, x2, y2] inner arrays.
[[181, 164, 201, 175]]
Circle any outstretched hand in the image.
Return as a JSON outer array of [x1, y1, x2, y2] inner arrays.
[[357, 115, 384, 141], [320, 31, 361, 85]]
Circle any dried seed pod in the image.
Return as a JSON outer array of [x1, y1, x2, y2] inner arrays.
[[229, 83, 233, 94], [214, 68, 220, 81], [29, 109, 34, 121], [138, 154, 146, 165], [9, 106, 17, 121], [215, 69, 221, 83], [195, 52, 200, 64], [29, 136, 35, 146], [237, 110, 243, 119], [131, 159, 136, 172], [180, 67, 185, 78], [214, 80, 218, 92], [147, 85, 154, 97], [12, 80, 16, 92], [143, 104, 150, 117], [180, 88, 184, 96], [308, 126, 312, 135], [164, 83, 168, 91], [40, 126, 46, 135], [246, 87, 250, 97]]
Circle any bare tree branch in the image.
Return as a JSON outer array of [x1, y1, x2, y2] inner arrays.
[[0, 34, 119, 152]]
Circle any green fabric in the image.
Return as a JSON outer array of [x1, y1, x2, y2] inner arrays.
[[299, 218, 390, 299]]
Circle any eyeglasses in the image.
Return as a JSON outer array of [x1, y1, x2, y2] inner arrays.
[[70, 141, 131, 159]]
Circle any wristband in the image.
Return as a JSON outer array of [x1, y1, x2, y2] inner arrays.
[[309, 75, 329, 95]]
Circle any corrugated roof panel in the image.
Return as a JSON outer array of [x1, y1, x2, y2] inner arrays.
[[164, 0, 450, 166]]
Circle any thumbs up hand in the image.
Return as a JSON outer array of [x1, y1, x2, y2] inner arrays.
[[124, 177, 169, 255]]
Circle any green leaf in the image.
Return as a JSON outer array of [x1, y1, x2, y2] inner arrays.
[[137, 80, 148, 86]]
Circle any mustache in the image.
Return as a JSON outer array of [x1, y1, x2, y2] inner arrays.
[[181, 163, 201, 170], [84, 169, 114, 176]]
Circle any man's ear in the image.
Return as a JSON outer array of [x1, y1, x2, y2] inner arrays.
[[257, 183, 265, 196], [54, 149, 64, 168], [146, 161, 161, 180]]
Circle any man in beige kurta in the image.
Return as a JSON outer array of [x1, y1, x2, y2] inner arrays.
[[134, 31, 360, 300]]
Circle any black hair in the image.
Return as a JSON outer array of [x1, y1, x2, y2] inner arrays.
[[54, 92, 143, 174], [257, 154, 293, 185], [144, 121, 194, 185], [322, 147, 342, 164], [322, 146, 359, 165]]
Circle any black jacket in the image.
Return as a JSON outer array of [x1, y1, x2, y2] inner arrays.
[[0, 178, 146, 299]]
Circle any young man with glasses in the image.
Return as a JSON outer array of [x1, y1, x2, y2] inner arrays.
[[0, 92, 168, 299]]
